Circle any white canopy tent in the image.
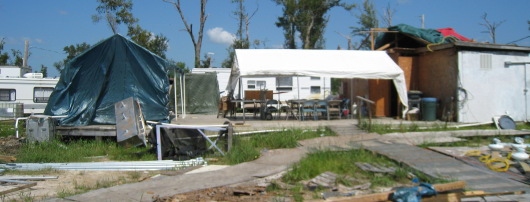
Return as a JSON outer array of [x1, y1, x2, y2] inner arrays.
[[227, 49, 409, 116]]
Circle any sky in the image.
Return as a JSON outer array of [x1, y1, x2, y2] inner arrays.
[[1, 0, 529, 78]]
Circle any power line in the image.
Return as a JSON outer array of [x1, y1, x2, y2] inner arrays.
[[507, 35, 530, 45], [29, 46, 63, 54]]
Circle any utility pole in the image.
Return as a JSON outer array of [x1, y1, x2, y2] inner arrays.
[[420, 14, 425, 28], [23, 40, 29, 68]]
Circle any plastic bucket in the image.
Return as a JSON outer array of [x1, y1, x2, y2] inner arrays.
[[421, 97, 437, 121]]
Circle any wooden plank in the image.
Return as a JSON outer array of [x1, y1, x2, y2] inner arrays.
[[462, 190, 525, 197], [0, 182, 37, 195], [520, 162, 530, 173], [0, 155, 16, 162], [327, 181, 466, 202]]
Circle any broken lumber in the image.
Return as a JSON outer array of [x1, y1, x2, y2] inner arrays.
[[0, 181, 37, 195], [325, 181, 466, 202], [462, 190, 526, 197], [0, 155, 16, 162]]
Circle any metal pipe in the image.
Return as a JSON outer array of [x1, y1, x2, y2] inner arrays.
[[15, 117, 28, 138], [156, 125, 162, 161], [173, 67, 178, 121]]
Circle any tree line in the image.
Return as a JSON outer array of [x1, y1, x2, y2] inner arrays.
[[5, 0, 525, 77]]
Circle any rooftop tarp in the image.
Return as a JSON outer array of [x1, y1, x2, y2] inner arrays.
[[227, 49, 409, 115], [375, 24, 471, 49], [44, 34, 170, 126]]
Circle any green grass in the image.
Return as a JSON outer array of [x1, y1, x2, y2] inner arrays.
[[0, 120, 23, 138], [282, 149, 444, 187], [16, 139, 155, 163], [221, 128, 335, 165]]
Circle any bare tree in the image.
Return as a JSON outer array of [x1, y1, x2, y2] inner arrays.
[[479, 13, 505, 44], [222, 0, 259, 68], [163, 0, 208, 68], [380, 3, 396, 27], [335, 31, 352, 50]]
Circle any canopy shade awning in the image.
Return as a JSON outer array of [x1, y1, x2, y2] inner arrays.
[[227, 49, 409, 116]]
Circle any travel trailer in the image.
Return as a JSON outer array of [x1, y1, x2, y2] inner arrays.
[[0, 68, 58, 117]]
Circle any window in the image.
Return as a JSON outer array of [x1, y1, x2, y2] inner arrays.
[[276, 76, 293, 91], [0, 89, 16, 101], [310, 86, 321, 94], [310, 77, 320, 80], [34, 87, 54, 103], [247, 80, 266, 89]]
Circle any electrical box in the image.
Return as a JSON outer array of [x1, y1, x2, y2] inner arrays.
[[114, 97, 147, 147], [26, 115, 56, 142]]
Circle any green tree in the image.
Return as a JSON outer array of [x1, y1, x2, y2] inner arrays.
[[54, 42, 91, 73], [274, 0, 354, 49], [92, 0, 138, 34], [222, 0, 257, 68], [351, 0, 378, 50], [93, 0, 169, 58], [0, 38, 9, 65], [127, 25, 169, 58], [39, 64, 48, 77], [10, 49, 23, 67]]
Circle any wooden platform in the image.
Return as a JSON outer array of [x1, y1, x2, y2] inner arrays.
[[56, 125, 117, 137], [356, 140, 530, 193]]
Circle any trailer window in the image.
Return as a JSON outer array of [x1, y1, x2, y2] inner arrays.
[[34, 87, 54, 103], [0, 89, 16, 101]]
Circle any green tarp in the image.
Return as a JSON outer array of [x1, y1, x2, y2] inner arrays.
[[45, 34, 170, 126], [174, 73, 220, 114], [375, 24, 460, 49]]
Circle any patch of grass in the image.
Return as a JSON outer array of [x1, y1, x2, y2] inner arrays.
[[282, 149, 444, 188], [16, 139, 155, 163], [0, 120, 23, 138], [221, 128, 335, 165]]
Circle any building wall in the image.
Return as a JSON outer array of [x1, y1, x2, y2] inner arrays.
[[458, 50, 530, 122], [416, 48, 459, 121]]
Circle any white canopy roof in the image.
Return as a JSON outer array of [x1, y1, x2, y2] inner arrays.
[[227, 49, 409, 115]]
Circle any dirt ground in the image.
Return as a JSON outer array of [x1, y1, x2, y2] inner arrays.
[[0, 136, 21, 157], [0, 170, 156, 201]]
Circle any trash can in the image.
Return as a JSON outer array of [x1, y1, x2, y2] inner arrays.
[[421, 97, 437, 121]]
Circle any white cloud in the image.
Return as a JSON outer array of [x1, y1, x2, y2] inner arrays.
[[58, 10, 68, 15], [207, 27, 235, 45], [34, 38, 43, 44]]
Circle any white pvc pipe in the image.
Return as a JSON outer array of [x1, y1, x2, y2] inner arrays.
[[15, 117, 28, 138], [183, 74, 187, 118], [173, 68, 178, 121]]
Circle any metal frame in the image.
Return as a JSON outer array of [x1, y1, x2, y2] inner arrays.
[[154, 123, 231, 160]]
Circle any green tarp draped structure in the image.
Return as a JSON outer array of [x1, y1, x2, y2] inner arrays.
[[45, 34, 170, 126]]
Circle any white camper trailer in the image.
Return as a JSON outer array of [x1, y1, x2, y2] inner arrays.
[[0, 72, 58, 116]]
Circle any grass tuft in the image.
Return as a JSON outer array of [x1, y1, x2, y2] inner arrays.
[[16, 139, 155, 163], [222, 128, 335, 165]]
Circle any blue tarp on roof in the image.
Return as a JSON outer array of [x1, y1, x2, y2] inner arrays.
[[45, 34, 170, 126]]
